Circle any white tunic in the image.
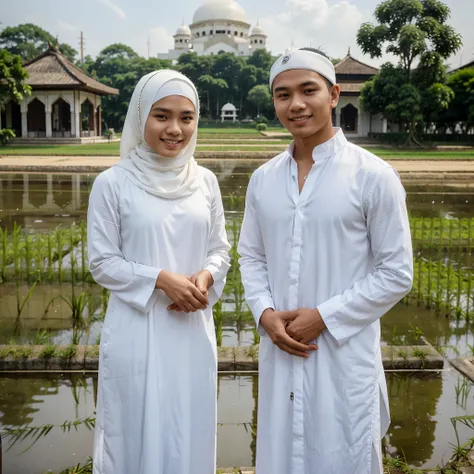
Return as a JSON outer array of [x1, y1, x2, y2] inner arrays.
[[238, 130, 413, 474], [87, 165, 230, 474]]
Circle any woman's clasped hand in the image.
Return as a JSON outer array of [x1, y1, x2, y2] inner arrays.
[[157, 269, 214, 312]]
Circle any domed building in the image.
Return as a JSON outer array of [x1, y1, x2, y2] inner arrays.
[[158, 0, 267, 61]]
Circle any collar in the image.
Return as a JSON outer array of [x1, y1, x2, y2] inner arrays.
[[286, 128, 347, 163]]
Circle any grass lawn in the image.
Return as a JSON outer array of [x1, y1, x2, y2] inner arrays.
[[1, 142, 473, 159]]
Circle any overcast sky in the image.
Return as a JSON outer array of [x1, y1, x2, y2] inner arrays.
[[1, 0, 473, 69]]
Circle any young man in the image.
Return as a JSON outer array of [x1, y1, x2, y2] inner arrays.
[[238, 48, 413, 474]]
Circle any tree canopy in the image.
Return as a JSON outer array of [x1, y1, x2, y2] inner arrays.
[[0, 23, 78, 62]]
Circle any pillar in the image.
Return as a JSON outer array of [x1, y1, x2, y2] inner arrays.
[[98, 107, 102, 136], [21, 111, 28, 138], [75, 111, 80, 137], [45, 111, 52, 138], [382, 118, 388, 134]]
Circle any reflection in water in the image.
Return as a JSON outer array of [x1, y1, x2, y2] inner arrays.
[[0, 171, 473, 229], [1, 371, 473, 472]]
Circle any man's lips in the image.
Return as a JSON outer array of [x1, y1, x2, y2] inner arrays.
[[289, 115, 312, 122]]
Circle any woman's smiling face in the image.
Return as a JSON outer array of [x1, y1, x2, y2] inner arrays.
[[144, 95, 196, 157]]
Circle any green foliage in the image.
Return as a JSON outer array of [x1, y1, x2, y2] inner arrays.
[[0, 49, 31, 109], [256, 123, 267, 131], [358, 0, 462, 142], [247, 85, 272, 117], [0, 23, 77, 61], [0, 129, 16, 145]]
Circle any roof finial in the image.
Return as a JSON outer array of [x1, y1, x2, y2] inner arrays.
[[55, 35, 59, 50], [347, 46, 351, 56]]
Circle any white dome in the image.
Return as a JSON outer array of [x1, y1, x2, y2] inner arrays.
[[192, 0, 248, 24], [251, 24, 266, 36], [221, 102, 237, 111], [176, 25, 191, 36]]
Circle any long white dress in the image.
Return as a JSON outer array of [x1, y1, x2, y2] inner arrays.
[[87, 165, 230, 474], [238, 130, 413, 474]]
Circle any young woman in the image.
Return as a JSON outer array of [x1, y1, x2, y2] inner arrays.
[[87, 69, 230, 474]]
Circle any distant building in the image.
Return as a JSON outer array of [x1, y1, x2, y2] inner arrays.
[[158, 0, 267, 60], [333, 51, 398, 137], [221, 102, 237, 122], [1, 43, 118, 143]]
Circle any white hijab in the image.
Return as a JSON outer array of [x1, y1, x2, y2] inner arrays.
[[117, 69, 201, 199]]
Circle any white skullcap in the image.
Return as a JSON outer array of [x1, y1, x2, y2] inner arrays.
[[269, 49, 336, 90]]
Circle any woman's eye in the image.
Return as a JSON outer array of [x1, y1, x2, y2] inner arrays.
[[182, 116, 193, 122], [155, 114, 167, 120]]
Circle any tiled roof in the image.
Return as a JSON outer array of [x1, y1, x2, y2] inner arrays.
[[24, 46, 118, 96], [335, 54, 379, 76]]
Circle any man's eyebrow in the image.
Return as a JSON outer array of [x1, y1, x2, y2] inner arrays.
[[274, 80, 320, 93]]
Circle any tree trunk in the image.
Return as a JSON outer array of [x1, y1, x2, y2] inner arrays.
[[207, 91, 211, 119], [405, 121, 422, 147]]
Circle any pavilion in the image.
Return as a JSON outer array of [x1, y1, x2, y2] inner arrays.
[[1, 43, 118, 143]]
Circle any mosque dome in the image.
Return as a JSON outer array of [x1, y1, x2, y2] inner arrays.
[[250, 24, 266, 36], [176, 25, 191, 36], [192, 0, 248, 24]]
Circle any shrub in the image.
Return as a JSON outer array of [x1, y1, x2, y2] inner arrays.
[[256, 123, 267, 132], [0, 128, 16, 145]]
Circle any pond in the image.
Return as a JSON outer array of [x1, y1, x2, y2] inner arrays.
[[0, 169, 473, 356], [1, 370, 474, 473]]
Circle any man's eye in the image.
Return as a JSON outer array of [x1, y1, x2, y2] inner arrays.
[[304, 89, 315, 94]]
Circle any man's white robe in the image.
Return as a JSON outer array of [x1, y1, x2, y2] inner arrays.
[[238, 130, 413, 474], [88, 166, 230, 474]]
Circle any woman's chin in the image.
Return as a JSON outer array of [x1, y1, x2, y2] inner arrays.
[[152, 145, 183, 158]]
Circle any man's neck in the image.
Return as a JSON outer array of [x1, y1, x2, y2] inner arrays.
[[292, 123, 335, 162]]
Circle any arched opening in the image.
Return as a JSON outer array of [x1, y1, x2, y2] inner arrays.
[[81, 99, 95, 137], [340, 103, 358, 133], [5, 101, 22, 137], [52, 98, 71, 138], [27, 98, 46, 138]]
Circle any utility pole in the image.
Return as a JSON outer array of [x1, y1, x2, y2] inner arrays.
[[79, 31, 85, 64], [147, 35, 151, 58]]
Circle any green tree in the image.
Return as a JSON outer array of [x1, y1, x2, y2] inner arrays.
[[440, 68, 474, 133], [247, 84, 272, 117], [247, 49, 274, 71], [197, 75, 228, 119], [357, 0, 462, 142], [0, 23, 77, 61], [0, 49, 31, 109], [357, 0, 461, 77]]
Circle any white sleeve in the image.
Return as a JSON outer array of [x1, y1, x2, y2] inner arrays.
[[203, 175, 231, 306], [318, 167, 413, 345], [238, 173, 275, 329], [87, 171, 161, 313]]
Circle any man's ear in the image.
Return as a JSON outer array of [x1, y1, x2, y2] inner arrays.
[[330, 84, 341, 108]]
